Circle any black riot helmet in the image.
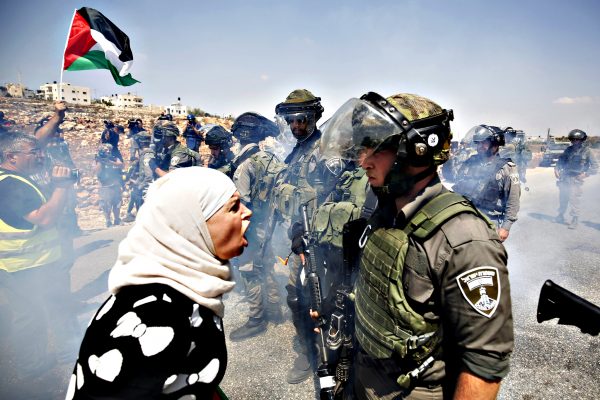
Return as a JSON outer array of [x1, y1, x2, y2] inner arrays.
[[275, 89, 324, 141], [231, 112, 278, 143], [470, 125, 505, 147], [568, 129, 587, 141], [203, 125, 233, 148]]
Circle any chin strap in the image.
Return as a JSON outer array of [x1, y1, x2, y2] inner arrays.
[[373, 165, 436, 200]]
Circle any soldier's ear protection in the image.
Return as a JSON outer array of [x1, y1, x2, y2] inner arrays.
[[360, 92, 453, 166]]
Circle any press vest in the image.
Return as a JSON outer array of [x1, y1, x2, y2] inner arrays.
[[0, 171, 62, 273], [354, 192, 491, 386]]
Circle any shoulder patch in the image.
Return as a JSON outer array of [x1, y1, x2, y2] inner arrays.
[[456, 266, 501, 318], [325, 157, 344, 177], [170, 156, 181, 166]]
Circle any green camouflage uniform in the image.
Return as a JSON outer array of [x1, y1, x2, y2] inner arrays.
[[232, 143, 284, 320]]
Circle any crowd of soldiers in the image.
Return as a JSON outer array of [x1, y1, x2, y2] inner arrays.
[[0, 89, 598, 399]]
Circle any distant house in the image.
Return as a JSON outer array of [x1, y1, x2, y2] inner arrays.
[[6, 83, 25, 98], [165, 98, 188, 117], [100, 93, 144, 109], [40, 82, 91, 105]]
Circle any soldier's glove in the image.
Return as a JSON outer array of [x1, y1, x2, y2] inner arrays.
[[290, 222, 305, 255]]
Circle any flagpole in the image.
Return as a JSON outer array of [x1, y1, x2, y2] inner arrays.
[[59, 9, 77, 98]]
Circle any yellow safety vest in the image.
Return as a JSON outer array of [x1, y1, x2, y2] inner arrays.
[[0, 171, 62, 272]]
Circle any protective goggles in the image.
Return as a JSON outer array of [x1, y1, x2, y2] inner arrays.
[[283, 111, 315, 125]]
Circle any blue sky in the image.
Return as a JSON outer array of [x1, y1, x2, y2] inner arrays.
[[2, 0, 599, 138]]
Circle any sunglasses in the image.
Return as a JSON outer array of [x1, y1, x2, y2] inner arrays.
[[284, 115, 309, 125]]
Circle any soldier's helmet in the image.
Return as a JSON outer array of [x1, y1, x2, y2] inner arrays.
[[469, 125, 505, 147], [275, 89, 324, 140], [135, 131, 152, 148], [152, 121, 180, 146], [568, 129, 587, 141], [321, 92, 454, 167], [203, 125, 233, 148], [98, 143, 113, 158], [232, 112, 278, 143]]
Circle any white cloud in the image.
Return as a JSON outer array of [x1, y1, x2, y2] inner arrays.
[[260, 74, 269, 81], [552, 96, 595, 105]]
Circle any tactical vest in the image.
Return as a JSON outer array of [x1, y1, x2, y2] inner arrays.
[[312, 168, 369, 249], [562, 146, 588, 176], [0, 171, 62, 273], [456, 156, 508, 213], [354, 192, 490, 387], [249, 151, 286, 208], [273, 135, 320, 219]]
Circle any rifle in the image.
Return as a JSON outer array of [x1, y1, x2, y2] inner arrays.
[[300, 203, 336, 400], [324, 218, 366, 398], [537, 280, 600, 336]]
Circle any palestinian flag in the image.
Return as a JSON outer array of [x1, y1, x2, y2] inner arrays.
[[63, 7, 139, 86]]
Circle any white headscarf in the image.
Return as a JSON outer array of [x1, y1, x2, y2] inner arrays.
[[108, 167, 237, 317]]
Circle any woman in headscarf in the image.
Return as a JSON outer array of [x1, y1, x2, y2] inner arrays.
[[66, 167, 252, 399]]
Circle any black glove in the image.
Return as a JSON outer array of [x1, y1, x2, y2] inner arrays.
[[290, 222, 305, 255]]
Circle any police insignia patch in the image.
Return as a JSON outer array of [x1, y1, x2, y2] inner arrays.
[[325, 157, 343, 177], [456, 266, 501, 318]]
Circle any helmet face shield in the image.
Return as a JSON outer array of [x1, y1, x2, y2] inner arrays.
[[320, 98, 404, 161], [276, 110, 317, 140]]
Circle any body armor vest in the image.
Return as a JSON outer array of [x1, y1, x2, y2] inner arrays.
[[312, 168, 369, 250], [562, 146, 588, 176], [355, 192, 489, 386], [234, 144, 286, 212], [456, 156, 507, 213], [273, 134, 321, 219]]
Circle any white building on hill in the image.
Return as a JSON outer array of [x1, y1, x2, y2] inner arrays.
[[100, 93, 144, 109], [40, 82, 91, 105], [165, 98, 188, 117]]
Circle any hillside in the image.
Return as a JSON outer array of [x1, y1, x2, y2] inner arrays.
[[0, 97, 233, 230]]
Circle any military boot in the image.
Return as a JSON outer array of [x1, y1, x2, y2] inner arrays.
[[568, 217, 578, 230], [229, 317, 267, 342], [286, 347, 311, 384], [266, 302, 284, 324], [286, 312, 312, 384]]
